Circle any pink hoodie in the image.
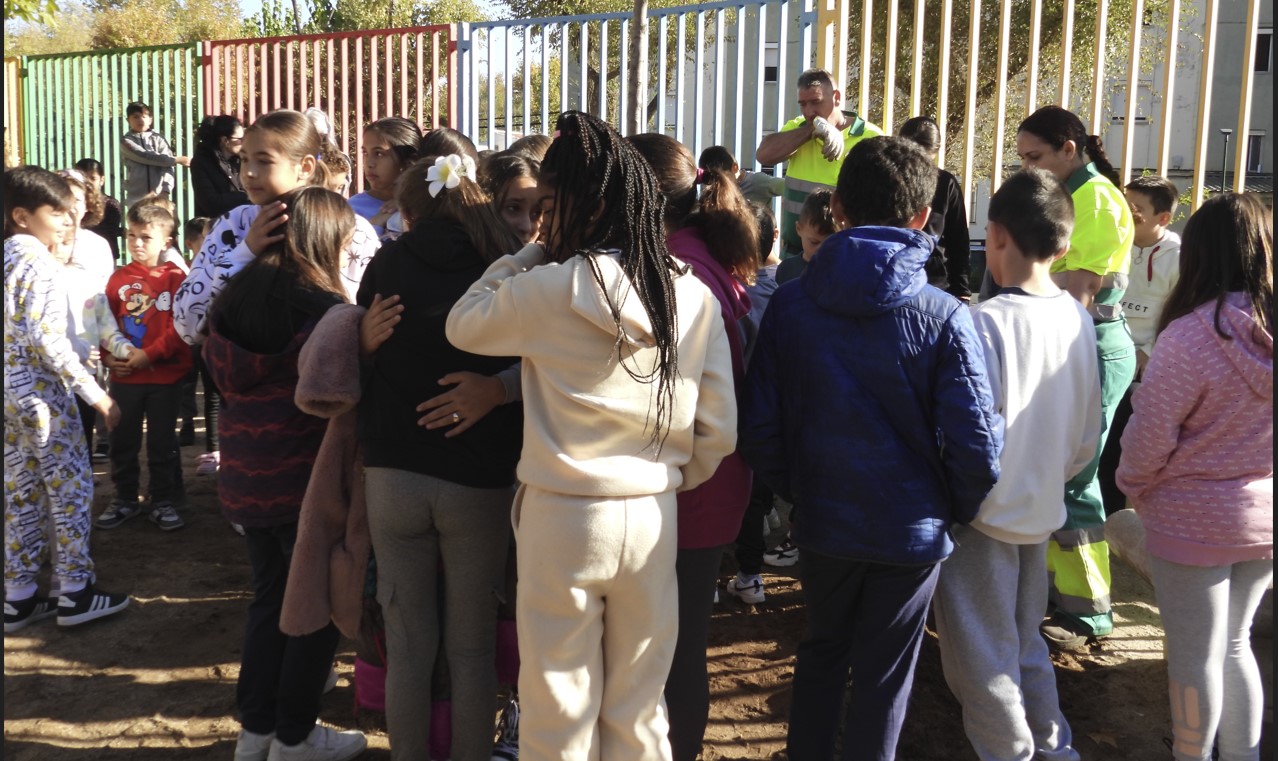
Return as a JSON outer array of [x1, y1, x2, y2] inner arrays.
[[1117, 292, 1273, 567]]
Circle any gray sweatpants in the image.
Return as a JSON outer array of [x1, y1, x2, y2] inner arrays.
[[364, 467, 514, 761], [933, 524, 1080, 761], [1151, 556, 1273, 761]]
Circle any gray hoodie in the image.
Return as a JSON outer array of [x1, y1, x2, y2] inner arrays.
[[120, 129, 177, 205]]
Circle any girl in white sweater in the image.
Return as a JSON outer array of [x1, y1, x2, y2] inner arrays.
[[445, 111, 737, 761]]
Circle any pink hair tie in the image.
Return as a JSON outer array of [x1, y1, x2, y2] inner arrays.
[[695, 167, 706, 184]]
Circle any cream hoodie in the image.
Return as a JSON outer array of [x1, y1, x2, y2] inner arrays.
[[446, 243, 737, 498]]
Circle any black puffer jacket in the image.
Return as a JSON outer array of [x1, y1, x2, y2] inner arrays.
[[191, 148, 248, 218]]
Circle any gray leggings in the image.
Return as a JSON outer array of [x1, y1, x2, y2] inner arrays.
[[364, 467, 514, 761], [1150, 556, 1273, 761]]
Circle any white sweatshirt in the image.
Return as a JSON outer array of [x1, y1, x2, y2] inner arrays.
[[173, 202, 379, 344], [968, 289, 1103, 543], [1121, 230, 1181, 356], [446, 243, 738, 498]]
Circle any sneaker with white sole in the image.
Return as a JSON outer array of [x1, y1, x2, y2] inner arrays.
[[196, 451, 220, 476], [234, 729, 276, 761], [724, 573, 766, 605], [762, 536, 799, 568], [4, 595, 58, 633], [266, 725, 366, 761], [148, 501, 185, 531], [57, 585, 130, 626], [95, 498, 142, 529], [491, 692, 519, 760]]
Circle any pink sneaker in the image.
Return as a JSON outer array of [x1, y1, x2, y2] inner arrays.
[[196, 451, 220, 476]]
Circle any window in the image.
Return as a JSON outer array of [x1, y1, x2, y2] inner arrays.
[[1258, 30, 1273, 73], [1247, 133, 1264, 173], [764, 43, 779, 83], [1110, 81, 1153, 122]]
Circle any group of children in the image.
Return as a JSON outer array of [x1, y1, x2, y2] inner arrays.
[[3, 91, 1271, 761]]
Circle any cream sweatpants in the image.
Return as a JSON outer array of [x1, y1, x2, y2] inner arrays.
[[513, 484, 678, 761]]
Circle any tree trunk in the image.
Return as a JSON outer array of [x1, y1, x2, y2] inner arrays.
[[627, 0, 648, 135], [290, 0, 301, 34]]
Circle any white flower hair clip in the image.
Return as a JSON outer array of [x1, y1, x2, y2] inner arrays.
[[426, 154, 477, 197]]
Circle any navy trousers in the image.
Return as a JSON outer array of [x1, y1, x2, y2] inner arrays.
[[787, 549, 939, 761]]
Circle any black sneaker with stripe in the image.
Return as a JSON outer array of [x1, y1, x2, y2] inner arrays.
[[57, 585, 130, 626], [4, 596, 58, 633]]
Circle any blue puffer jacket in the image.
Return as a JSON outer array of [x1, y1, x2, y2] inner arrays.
[[740, 226, 1003, 564]]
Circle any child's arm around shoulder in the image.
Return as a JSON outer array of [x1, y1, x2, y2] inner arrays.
[[445, 243, 559, 358]]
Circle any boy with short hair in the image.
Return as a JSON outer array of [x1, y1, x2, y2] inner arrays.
[[774, 188, 836, 286], [120, 102, 190, 207], [740, 136, 1003, 760], [95, 203, 192, 532], [932, 168, 1102, 761], [176, 217, 211, 447], [1099, 175, 1182, 513]]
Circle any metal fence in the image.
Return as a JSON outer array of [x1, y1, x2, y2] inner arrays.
[[204, 25, 456, 195], [4, 58, 22, 168], [458, 0, 814, 172], [21, 43, 203, 224]]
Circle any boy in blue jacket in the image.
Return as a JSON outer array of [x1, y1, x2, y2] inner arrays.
[[740, 136, 1003, 761]]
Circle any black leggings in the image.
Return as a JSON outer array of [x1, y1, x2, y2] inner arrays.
[[194, 348, 221, 452], [664, 546, 723, 761]]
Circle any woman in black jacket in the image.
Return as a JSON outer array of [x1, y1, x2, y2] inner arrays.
[[900, 116, 972, 300], [191, 115, 248, 219]]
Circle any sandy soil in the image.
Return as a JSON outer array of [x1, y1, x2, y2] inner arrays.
[[2, 433, 1265, 760]]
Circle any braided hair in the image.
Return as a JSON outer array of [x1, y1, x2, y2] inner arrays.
[[541, 111, 687, 454]]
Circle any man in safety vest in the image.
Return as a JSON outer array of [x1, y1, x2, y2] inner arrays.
[[755, 68, 883, 257]]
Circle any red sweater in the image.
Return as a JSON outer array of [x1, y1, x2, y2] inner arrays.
[[105, 261, 193, 385]]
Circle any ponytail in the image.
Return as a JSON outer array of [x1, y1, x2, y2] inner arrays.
[[1084, 134, 1120, 187], [629, 133, 758, 283]]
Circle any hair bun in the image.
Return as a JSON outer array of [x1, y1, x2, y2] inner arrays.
[[304, 108, 336, 143]]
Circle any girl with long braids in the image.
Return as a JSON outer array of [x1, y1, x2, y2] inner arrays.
[[1016, 105, 1136, 649], [445, 111, 737, 761], [628, 132, 756, 761]]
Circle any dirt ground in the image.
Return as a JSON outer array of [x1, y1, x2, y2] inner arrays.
[[2, 422, 1270, 760]]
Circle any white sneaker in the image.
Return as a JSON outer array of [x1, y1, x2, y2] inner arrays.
[[762, 536, 799, 568], [266, 725, 366, 761], [724, 573, 766, 605], [234, 729, 275, 761]]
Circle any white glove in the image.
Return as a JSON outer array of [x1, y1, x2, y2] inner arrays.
[[811, 116, 845, 162]]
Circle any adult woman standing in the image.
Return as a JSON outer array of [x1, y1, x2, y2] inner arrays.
[[191, 115, 248, 219], [1016, 105, 1135, 649]]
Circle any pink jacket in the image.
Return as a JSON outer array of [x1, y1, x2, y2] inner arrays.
[[1117, 293, 1273, 567], [669, 228, 753, 548]]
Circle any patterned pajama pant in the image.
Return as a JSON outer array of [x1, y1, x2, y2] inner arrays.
[[3, 387, 95, 592]]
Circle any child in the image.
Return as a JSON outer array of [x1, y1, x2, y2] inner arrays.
[[698, 145, 785, 206], [202, 186, 368, 761], [357, 152, 525, 761], [185, 215, 223, 474], [4, 166, 127, 631], [1099, 174, 1183, 513], [94, 203, 193, 533], [348, 117, 421, 239], [1117, 193, 1272, 761], [479, 153, 549, 246], [304, 108, 353, 195], [120, 101, 190, 207], [630, 132, 757, 761], [774, 188, 835, 286], [128, 193, 189, 273], [175, 109, 381, 345], [739, 136, 1003, 761], [175, 217, 212, 448], [899, 116, 972, 300], [505, 133, 551, 161], [445, 111, 737, 761], [74, 157, 125, 262], [727, 202, 783, 607], [932, 168, 1101, 761]]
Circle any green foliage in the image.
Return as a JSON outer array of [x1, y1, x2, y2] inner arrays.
[[4, 0, 59, 24], [242, 0, 486, 37]]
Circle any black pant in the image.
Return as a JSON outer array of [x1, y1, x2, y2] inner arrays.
[[239, 523, 340, 745], [108, 382, 183, 503], [734, 480, 772, 576], [1098, 385, 1136, 516], [787, 549, 939, 761], [194, 348, 221, 452], [664, 546, 723, 761], [76, 395, 98, 457]]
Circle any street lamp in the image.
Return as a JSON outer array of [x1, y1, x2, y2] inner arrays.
[[1220, 128, 1233, 190]]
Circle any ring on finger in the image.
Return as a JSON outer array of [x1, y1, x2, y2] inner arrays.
[[452, 412, 461, 423]]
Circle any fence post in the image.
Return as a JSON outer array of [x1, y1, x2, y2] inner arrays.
[[453, 23, 469, 135]]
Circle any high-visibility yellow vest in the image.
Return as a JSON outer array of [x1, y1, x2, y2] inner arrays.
[[779, 112, 883, 255], [1053, 163, 1135, 323]]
